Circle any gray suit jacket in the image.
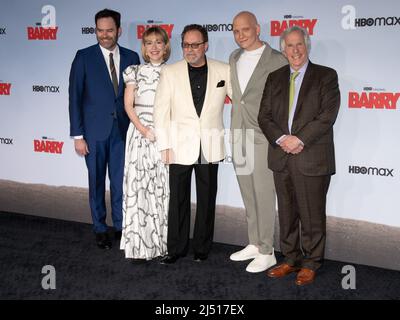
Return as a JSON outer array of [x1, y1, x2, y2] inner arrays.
[[229, 42, 287, 144]]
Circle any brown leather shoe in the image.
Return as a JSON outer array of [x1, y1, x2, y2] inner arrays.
[[267, 263, 300, 278], [295, 268, 316, 286]]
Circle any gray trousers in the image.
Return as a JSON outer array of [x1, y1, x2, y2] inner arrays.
[[232, 137, 276, 255]]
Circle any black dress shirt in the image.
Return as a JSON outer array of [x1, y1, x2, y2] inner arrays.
[[188, 60, 208, 117]]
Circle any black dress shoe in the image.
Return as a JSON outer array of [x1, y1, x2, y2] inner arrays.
[[95, 232, 112, 250], [160, 255, 179, 264], [114, 230, 122, 240], [193, 253, 208, 262]]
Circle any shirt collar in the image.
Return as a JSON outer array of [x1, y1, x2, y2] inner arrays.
[[99, 44, 119, 58], [188, 56, 208, 71], [242, 43, 265, 55], [290, 59, 309, 75]]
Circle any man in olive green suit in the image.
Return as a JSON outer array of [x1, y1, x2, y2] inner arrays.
[[229, 11, 287, 273]]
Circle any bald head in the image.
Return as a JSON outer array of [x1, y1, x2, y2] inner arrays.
[[232, 11, 262, 51], [233, 11, 258, 26]]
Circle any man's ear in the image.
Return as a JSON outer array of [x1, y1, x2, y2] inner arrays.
[[256, 24, 261, 37]]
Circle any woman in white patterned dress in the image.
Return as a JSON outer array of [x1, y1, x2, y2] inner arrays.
[[120, 27, 170, 260]]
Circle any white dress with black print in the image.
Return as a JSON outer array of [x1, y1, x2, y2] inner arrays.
[[120, 63, 169, 259]]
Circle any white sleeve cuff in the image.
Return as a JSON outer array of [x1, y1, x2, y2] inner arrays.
[[276, 135, 287, 145]]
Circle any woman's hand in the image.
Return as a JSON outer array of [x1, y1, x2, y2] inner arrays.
[[140, 126, 156, 142]]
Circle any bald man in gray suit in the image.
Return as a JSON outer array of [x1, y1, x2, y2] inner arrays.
[[229, 11, 287, 273]]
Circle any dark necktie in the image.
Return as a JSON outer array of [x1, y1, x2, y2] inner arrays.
[[109, 52, 118, 96]]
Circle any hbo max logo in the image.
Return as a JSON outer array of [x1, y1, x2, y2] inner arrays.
[[348, 165, 394, 177]]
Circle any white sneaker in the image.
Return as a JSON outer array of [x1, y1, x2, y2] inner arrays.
[[230, 244, 259, 261], [245, 250, 277, 273]]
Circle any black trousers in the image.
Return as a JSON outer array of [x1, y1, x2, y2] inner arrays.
[[167, 162, 219, 257]]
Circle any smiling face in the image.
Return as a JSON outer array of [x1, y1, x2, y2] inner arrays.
[[143, 33, 166, 64], [283, 30, 309, 71], [232, 12, 262, 51], [182, 30, 208, 67], [95, 17, 121, 50]]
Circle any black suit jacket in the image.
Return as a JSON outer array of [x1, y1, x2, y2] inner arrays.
[[258, 61, 340, 176]]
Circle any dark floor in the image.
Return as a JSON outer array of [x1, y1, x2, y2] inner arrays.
[[0, 211, 399, 301]]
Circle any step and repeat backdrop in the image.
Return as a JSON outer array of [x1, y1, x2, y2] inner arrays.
[[1, 1, 399, 232]]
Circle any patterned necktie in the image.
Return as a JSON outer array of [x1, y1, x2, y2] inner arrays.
[[288, 71, 299, 114], [109, 52, 118, 96]]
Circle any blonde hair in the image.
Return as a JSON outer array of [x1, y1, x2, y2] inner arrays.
[[141, 26, 171, 63]]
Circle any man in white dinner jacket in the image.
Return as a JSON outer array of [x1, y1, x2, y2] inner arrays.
[[154, 24, 230, 264]]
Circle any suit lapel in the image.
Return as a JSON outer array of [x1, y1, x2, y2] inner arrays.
[[118, 45, 125, 97], [294, 61, 314, 119], [280, 66, 291, 133], [231, 50, 243, 97], [242, 43, 272, 98], [200, 59, 214, 118], [179, 60, 198, 118], [95, 44, 116, 96]]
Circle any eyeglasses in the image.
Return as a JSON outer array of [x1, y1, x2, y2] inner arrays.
[[181, 41, 206, 49]]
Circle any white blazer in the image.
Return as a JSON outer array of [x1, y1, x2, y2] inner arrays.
[[153, 58, 230, 165]]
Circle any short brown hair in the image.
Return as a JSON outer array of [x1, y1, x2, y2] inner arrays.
[[181, 24, 208, 43], [95, 8, 121, 29], [141, 26, 171, 63]]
